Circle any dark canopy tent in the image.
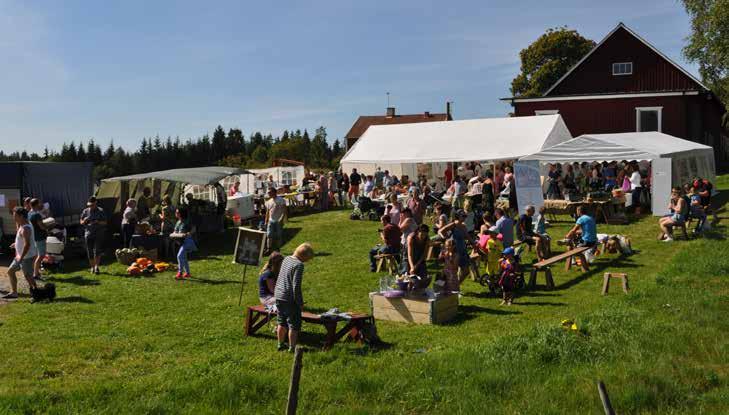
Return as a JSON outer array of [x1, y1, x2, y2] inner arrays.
[[96, 166, 251, 233]]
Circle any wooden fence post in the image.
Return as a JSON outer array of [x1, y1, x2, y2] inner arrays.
[[597, 380, 615, 415], [286, 346, 305, 415]]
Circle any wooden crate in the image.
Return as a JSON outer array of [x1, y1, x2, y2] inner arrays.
[[369, 292, 458, 325]]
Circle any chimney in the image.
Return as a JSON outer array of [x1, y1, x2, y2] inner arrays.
[[446, 101, 452, 120], [386, 107, 396, 118], [424, 111, 430, 118]]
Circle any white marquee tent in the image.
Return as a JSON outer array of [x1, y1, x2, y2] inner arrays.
[[520, 131, 716, 215], [340, 115, 572, 179]]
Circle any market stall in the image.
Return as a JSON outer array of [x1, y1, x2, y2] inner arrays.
[[97, 166, 252, 235], [520, 132, 716, 217]]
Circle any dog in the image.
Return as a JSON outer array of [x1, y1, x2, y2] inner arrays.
[[30, 283, 56, 303]]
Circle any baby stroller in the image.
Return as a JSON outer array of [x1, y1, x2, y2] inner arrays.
[[42, 226, 67, 273], [351, 196, 383, 221], [477, 245, 525, 297]]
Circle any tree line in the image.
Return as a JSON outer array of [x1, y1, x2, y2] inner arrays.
[[0, 125, 346, 181]]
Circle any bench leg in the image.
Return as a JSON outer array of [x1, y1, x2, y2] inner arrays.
[[621, 275, 629, 293], [545, 268, 555, 290], [323, 322, 337, 350], [376, 257, 384, 273], [580, 254, 589, 271], [602, 273, 611, 295], [565, 256, 572, 272], [528, 268, 537, 289], [245, 308, 254, 336]]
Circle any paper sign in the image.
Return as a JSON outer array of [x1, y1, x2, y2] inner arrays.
[[514, 161, 544, 214]]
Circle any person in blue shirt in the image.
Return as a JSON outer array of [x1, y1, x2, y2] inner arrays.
[[566, 206, 597, 247], [258, 251, 284, 306], [494, 208, 515, 247]]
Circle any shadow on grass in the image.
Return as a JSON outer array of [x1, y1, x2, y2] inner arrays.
[[188, 276, 240, 285], [513, 301, 567, 307], [443, 304, 522, 326], [548, 254, 642, 291], [54, 296, 94, 304], [46, 275, 101, 286]]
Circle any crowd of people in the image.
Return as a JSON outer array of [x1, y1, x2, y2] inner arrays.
[[657, 177, 716, 241]]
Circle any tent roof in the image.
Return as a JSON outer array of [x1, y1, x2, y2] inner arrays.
[[340, 115, 572, 164], [520, 132, 714, 162], [102, 166, 251, 186]]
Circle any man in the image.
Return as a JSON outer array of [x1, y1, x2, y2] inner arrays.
[[28, 198, 49, 280], [369, 215, 402, 272], [692, 177, 718, 223], [407, 189, 425, 225], [2, 207, 38, 299], [494, 208, 514, 248], [348, 168, 362, 202], [566, 205, 598, 247], [274, 242, 315, 352], [80, 196, 107, 274], [229, 180, 242, 196], [264, 188, 287, 252], [518, 205, 545, 260], [374, 167, 384, 188], [137, 187, 153, 219]]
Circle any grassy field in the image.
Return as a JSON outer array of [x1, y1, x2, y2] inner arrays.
[[1, 178, 729, 414]]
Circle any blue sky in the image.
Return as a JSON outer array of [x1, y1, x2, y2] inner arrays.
[[0, 0, 697, 154]]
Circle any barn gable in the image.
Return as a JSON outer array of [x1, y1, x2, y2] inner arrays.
[[544, 23, 707, 97]]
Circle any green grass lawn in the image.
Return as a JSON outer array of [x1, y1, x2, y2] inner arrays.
[[1, 178, 729, 414]]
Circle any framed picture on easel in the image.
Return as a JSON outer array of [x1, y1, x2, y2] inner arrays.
[[233, 227, 267, 266]]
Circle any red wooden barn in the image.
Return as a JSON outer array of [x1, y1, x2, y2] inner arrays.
[[502, 23, 728, 166]]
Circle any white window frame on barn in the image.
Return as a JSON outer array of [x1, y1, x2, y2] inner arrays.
[[635, 106, 663, 132], [612, 62, 633, 75], [534, 109, 559, 115]]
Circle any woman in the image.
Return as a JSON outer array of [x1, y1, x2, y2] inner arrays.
[[563, 164, 576, 197], [327, 172, 339, 207], [406, 188, 425, 225], [546, 164, 562, 200], [481, 171, 495, 215], [398, 208, 418, 274], [318, 173, 329, 210], [629, 164, 643, 214], [121, 199, 137, 248], [658, 187, 688, 242], [438, 210, 471, 282], [385, 194, 402, 225], [258, 251, 284, 306], [404, 224, 430, 277], [158, 195, 176, 258], [432, 203, 449, 239], [172, 208, 197, 280]]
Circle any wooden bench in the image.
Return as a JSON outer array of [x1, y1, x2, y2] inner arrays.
[[528, 246, 590, 290], [375, 253, 399, 274], [244, 304, 374, 350]]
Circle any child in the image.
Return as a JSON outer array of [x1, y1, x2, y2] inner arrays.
[[688, 188, 707, 233], [439, 239, 460, 293], [172, 208, 197, 279], [485, 226, 503, 280], [498, 247, 516, 305], [463, 199, 476, 234]]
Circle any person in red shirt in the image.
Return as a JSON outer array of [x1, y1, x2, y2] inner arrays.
[[229, 180, 241, 196], [444, 164, 453, 187], [369, 215, 402, 272]]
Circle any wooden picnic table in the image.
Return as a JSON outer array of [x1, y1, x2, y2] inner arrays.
[[244, 304, 374, 350]]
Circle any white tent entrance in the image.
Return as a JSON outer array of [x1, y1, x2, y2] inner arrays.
[[340, 115, 573, 181], [520, 132, 716, 216]]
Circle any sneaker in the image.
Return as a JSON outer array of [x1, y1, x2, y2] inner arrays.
[[277, 342, 288, 351], [94, 267, 100, 275], [499, 300, 506, 306], [1, 292, 18, 300], [663, 237, 674, 242], [182, 273, 191, 279], [175, 272, 184, 280]]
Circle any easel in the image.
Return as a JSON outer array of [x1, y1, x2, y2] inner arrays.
[[238, 264, 248, 306], [233, 226, 266, 306]]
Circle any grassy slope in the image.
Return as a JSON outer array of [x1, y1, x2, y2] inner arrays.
[[0, 178, 728, 414]]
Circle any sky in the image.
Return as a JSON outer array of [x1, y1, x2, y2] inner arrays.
[[0, 0, 699, 154]]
